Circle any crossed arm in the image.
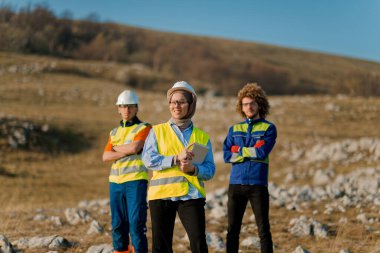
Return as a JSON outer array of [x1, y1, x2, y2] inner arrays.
[[223, 124, 277, 163], [102, 139, 145, 162]]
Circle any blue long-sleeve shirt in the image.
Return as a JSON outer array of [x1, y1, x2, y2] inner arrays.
[[142, 121, 215, 200]]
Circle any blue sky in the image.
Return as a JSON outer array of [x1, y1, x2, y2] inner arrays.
[[9, 0, 380, 63]]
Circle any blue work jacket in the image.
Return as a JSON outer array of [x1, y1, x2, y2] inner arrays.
[[223, 118, 277, 186]]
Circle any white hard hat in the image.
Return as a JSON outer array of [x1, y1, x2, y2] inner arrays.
[[167, 81, 196, 101], [116, 90, 139, 105]]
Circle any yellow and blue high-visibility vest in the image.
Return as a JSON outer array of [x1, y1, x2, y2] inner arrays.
[[223, 118, 277, 186], [148, 122, 209, 200]]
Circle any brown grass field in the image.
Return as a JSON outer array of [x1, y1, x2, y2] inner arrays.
[[0, 52, 380, 252]]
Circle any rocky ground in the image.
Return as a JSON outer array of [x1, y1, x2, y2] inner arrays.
[[1, 162, 380, 253], [1, 53, 380, 253]]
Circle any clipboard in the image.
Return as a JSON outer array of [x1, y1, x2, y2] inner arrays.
[[187, 142, 209, 164]]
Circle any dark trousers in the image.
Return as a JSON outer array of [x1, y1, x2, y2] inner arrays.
[[226, 184, 273, 253], [149, 198, 208, 253], [110, 180, 148, 253]]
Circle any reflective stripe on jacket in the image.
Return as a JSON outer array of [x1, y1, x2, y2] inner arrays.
[[109, 122, 148, 184], [148, 122, 209, 200], [223, 118, 277, 186]]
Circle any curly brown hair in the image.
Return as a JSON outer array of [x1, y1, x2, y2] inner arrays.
[[236, 83, 270, 118]]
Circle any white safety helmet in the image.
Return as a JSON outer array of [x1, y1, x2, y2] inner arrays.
[[116, 90, 139, 105], [167, 81, 197, 101]]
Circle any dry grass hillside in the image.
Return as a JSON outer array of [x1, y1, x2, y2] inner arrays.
[[1, 4, 380, 97], [1, 53, 380, 253]]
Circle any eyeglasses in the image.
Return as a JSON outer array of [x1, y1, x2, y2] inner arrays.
[[242, 102, 257, 107], [118, 104, 137, 108], [169, 100, 188, 106]]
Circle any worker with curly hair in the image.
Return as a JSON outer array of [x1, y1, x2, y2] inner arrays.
[[223, 83, 276, 253]]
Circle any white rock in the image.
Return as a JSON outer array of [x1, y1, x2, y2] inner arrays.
[[86, 244, 113, 253], [240, 236, 260, 249], [33, 214, 47, 221], [293, 245, 310, 253], [284, 172, 296, 183], [339, 217, 348, 224], [213, 151, 224, 163], [357, 177, 378, 195], [374, 197, 380, 206], [87, 220, 104, 234], [289, 216, 328, 238], [206, 232, 224, 252], [78, 199, 110, 210], [289, 216, 312, 237], [356, 213, 368, 224], [12, 235, 71, 249], [64, 208, 92, 225], [249, 214, 256, 222], [313, 169, 334, 186], [50, 216, 63, 226], [210, 205, 227, 219], [0, 234, 14, 253]]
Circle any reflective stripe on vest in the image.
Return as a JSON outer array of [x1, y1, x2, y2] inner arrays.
[[148, 122, 209, 200], [109, 165, 147, 176], [149, 176, 187, 186], [233, 121, 270, 164], [109, 122, 148, 184]]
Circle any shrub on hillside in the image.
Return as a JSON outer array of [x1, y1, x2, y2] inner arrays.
[[1, 4, 379, 97], [0, 117, 91, 153], [218, 61, 292, 95], [335, 71, 380, 97]]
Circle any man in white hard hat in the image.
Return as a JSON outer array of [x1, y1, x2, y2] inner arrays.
[[103, 90, 151, 253], [142, 81, 215, 253]]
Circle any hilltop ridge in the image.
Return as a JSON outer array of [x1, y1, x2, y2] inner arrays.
[[1, 4, 380, 96]]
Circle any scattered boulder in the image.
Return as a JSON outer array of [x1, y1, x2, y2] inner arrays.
[[33, 214, 47, 221], [64, 208, 92, 225], [280, 137, 380, 167], [12, 235, 71, 250], [206, 188, 228, 220], [240, 236, 260, 249], [289, 216, 328, 238], [50, 216, 63, 226], [313, 168, 335, 186], [209, 205, 227, 220], [87, 220, 104, 235], [86, 244, 113, 253], [206, 232, 224, 252], [293, 245, 310, 253], [0, 234, 14, 253], [0, 116, 90, 153], [267, 167, 380, 212], [356, 213, 368, 224], [78, 199, 109, 210]]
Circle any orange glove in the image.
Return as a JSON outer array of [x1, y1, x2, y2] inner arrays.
[[254, 140, 265, 148], [231, 146, 241, 153]]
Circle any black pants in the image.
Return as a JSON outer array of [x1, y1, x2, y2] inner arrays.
[[149, 198, 208, 253], [226, 184, 273, 253]]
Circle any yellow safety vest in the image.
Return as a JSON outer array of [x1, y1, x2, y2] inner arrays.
[[148, 122, 209, 200], [109, 122, 148, 184]]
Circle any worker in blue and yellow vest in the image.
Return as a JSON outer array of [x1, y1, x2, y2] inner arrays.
[[223, 83, 277, 253], [103, 90, 151, 253], [142, 81, 215, 253]]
